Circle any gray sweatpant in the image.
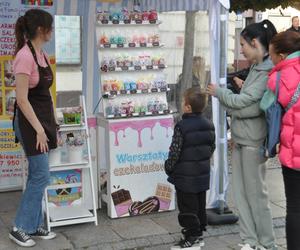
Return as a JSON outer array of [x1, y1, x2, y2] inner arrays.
[[232, 143, 276, 249]]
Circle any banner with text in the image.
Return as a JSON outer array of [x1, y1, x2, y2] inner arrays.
[[107, 116, 175, 218]]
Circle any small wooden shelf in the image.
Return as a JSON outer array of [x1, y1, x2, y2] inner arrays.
[[49, 205, 94, 222], [101, 65, 166, 73], [46, 182, 82, 190], [98, 43, 164, 49], [96, 20, 162, 26], [102, 87, 170, 97], [49, 161, 89, 171]]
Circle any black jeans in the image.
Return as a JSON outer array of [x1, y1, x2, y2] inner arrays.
[[176, 188, 207, 237], [282, 166, 300, 250]]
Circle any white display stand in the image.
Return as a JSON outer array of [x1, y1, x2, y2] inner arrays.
[[96, 12, 175, 218], [44, 96, 98, 231], [98, 115, 175, 218]]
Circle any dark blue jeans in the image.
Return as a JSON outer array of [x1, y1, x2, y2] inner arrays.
[[14, 115, 50, 233], [282, 166, 300, 250]]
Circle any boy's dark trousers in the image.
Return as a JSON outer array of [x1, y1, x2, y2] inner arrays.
[[176, 188, 207, 237]]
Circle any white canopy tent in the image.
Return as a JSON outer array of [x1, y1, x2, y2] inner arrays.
[[57, 0, 231, 212]]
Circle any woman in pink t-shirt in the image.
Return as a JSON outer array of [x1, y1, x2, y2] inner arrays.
[[9, 9, 57, 247]]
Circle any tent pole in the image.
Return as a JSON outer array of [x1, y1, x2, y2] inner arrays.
[[218, 2, 228, 214], [206, 1, 238, 225]]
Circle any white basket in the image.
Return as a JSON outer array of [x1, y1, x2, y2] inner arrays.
[[67, 145, 83, 163], [49, 148, 61, 165]]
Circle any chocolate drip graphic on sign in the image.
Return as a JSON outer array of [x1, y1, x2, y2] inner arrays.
[[109, 118, 173, 147]]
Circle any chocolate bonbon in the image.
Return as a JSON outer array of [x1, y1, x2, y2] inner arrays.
[[128, 196, 160, 216]]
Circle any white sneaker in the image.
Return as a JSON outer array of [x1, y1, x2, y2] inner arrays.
[[238, 243, 256, 250]]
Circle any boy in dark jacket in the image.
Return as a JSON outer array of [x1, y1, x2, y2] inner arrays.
[[165, 87, 215, 249]]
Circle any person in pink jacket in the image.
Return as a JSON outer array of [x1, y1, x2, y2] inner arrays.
[[268, 31, 300, 250]]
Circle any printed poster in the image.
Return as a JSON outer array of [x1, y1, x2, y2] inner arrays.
[[48, 169, 82, 207], [0, 119, 25, 191], [107, 116, 175, 218]]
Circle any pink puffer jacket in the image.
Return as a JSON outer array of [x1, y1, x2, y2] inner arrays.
[[267, 51, 300, 169]]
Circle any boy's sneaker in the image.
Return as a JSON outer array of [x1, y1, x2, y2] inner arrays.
[[30, 227, 56, 240], [180, 230, 204, 247], [171, 236, 202, 250], [195, 236, 205, 247], [9, 227, 36, 247]]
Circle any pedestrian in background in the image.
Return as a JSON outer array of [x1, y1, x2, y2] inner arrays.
[[268, 31, 300, 250], [286, 16, 300, 33], [207, 20, 278, 250], [10, 9, 57, 247]]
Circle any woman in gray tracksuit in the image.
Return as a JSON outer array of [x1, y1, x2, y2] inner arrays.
[[207, 20, 278, 250]]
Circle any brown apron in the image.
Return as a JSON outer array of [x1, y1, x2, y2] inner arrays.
[[13, 40, 57, 156]]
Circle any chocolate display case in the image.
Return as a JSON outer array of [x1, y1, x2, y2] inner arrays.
[[96, 8, 175, 218]]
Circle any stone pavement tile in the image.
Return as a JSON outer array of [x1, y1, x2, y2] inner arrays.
[[276, 238, 287, 250], [54, 222, 93, 233], [31, 233, 73, 250], [63, 225, 121, 249], [203, 236, 235, 250], [97, 244, 113, 250], [273, 217, 285, 228], [0, 234, 18, 250], [270, 202, 286, 218], [274, 227, 286, 238], [160, 234, 175, 245], [266, 169, 285, 203], [122, 239, 139, 249], [144, 244, 172, 250], [215, 233, 241, 247], [151, 212, 180, 233], [0, 191, 21, 213], [278, 246, 287, 250], [111, 218, 168, 239], [109, 241, 130, 250], [0, 211, 15, 228], [206, 224, 236, 237], [145, 235, 165, 245], [274, 201, 286, 209], [81, 246, 98, 250], [134, 238, 151, 248]]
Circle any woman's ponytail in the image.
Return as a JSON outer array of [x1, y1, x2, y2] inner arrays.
[[241, 19, 277, 52], [261, 20, 277, 51], [14, 16, 26, 55]]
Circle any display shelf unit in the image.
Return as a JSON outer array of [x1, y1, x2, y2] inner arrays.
[[101, 65, 166, 73], [97, 18, 169, 119], [96, 10, 175, 219], [44, 96, 98, 231], [102, 87, 170, 97]]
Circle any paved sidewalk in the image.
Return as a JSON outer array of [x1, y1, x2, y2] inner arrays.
[[0, 159, 286, 250]]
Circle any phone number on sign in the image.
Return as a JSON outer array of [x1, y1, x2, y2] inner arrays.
[[0, 159, 20, 166]]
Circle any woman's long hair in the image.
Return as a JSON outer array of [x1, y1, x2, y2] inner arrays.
[[14, 9, 53, 55]]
